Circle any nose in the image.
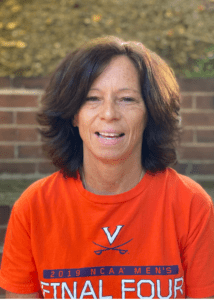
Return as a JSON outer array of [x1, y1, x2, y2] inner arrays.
[[99, 98, 120, 121]]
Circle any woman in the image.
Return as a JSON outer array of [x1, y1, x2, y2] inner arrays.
[[0, 36, 213, 299]]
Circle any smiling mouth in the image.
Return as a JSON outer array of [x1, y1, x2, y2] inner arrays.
[[95, 132, 125, 138]]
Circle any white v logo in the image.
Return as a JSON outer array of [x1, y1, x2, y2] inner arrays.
[[102, 225, 124, 245]]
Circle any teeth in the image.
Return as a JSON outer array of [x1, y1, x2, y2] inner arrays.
[[99, 132, 121, 137]]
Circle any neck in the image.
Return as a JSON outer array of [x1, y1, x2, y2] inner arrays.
[[81, 157, 145, 195]]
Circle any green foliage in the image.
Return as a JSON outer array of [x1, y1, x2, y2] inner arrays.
[[183, 45, 214, 78], [0, 0, 214, 77]]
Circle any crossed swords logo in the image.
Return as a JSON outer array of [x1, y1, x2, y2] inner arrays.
[[93, 239, 133, 255]]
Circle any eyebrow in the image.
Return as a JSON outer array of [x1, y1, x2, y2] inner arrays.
[[90, 88, 141, 94]]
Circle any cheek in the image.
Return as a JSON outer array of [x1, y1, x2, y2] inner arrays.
[[73, 110, 88, 128], [139, 108, 148, 129], [131, 110, 147, 131], [77, 118, 92, 142], [131, 113, 147, 142]]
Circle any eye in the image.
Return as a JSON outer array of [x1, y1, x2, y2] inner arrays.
[[122, 97, 135, 102], [85, 96, 99, 101]]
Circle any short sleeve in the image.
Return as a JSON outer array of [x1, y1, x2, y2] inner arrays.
[[182, 194, 214, 298], [0, 199, 40, 294]]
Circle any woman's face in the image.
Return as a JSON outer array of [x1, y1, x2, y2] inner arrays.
[[74, 55, 147, 164]]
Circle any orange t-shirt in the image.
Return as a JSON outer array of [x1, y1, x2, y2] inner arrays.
[[0, 168, 214, 299]]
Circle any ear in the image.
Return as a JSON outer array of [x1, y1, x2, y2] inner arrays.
[[72, 114, 78, 127]]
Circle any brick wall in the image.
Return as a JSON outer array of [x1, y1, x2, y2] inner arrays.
[[0, 77, 214, 181], [0, 77, 56, 180], [0, 77, 214, 297]]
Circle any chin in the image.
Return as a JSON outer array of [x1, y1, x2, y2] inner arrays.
[[95, 151, 132, 164]]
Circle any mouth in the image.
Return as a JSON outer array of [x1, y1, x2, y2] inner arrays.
[[95, 132, 125, 138]]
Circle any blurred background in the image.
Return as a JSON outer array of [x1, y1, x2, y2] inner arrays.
[[0, 0, 214, 78], [0, 3, 214, 295], [0, 0, 214, 199]]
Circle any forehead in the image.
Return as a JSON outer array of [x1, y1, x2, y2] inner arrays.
[[90, 55, 141, 91]]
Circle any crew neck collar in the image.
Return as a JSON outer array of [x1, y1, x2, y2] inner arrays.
[[73, 170, 156, 204]]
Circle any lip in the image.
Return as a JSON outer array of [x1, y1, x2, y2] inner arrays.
[[95, 132, 125, 145], [96, 130, 123, 134]]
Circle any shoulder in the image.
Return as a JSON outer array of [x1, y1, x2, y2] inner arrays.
[[150, 168, 213, 211], [13, 171, 73, 212], [163, 167, 213, 209]]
